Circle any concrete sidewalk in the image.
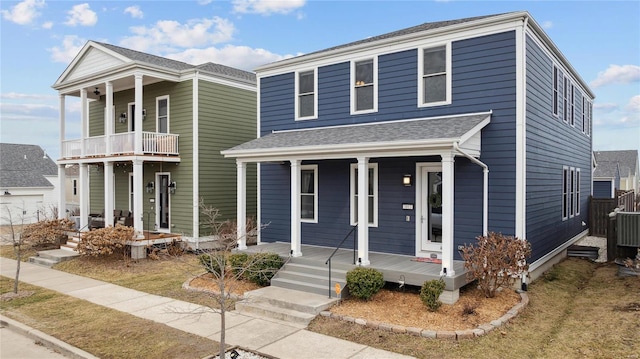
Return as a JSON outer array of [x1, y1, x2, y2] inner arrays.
[[0, 258, 412, 359]]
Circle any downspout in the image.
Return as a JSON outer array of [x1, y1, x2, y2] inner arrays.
[[453, 142, 488, 236]]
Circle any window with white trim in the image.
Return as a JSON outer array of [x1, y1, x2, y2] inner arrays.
[[575, 168, 581, 215], [587, 100, 592, 137], [351, 58, 377, 113], [300, 165, 317, 223], [570, 167, 575, 218], [296, 69, 317, 120], [562, 166, 569, 220], [553, 66, 559, 116], [570, 84, 575, 127], [563, 77, 569, 123], [350, 163, 378, 227], [157, 96, 169, 133], [581, 95, 586, 134], [418, 44, 450, 107]]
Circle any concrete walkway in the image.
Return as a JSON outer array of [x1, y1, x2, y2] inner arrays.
[[0, 259, 412, 359]]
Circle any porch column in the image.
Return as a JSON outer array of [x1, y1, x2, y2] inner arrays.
[[80, 88, 88, 156], [440, 152, 455, 277], [290, 160, 302, 257], [132, 159, 144, 238], [58, 164, 66, 219], [134, 74, 143, 154], [105, 81, 113, 155], [236, 160, 247, 250], [59, 94, 65, 159], [104, 161, 114, 227], [357, 156, 370, 266], [79, 163, 89, 230]]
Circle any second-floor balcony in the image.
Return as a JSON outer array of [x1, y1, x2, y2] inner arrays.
[[61, 131, 179, 159]]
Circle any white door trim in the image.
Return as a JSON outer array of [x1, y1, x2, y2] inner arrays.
[[155, 172, 171, 233], [415, 162, 443, 257]]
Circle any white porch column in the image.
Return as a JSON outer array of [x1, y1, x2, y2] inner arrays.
[[290, 160, 302, 257], [132, 159, 144, 238], [236, 160, 247, 250], [105, 81, 113, 155], [357, 157, 370, 266], [59, 94, 65, 159], [79, 163, 89, 230], [80, 88, 88, 156], [440, 152, 455, 277], [104, 161, 114, 227], [134, 74, 143, 154], [58, 164, 66, 219]]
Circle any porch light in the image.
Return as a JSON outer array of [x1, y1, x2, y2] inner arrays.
[[168, 181, 176, 194], [146, 181, 155, 193], [403, 174, 412, 186], [93, 87, 100, 96], [119, 112, 127, 123], [142, 108, 147, 120]]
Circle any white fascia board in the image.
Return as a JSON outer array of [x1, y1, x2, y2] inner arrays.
[[186, 71, 256, 92], [458, 115, 491, 145], [256, 13, 527, 77], [54, 41, 132, 87]]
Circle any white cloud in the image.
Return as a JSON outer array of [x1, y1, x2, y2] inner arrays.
[[1, 0, 45, 25], [593, 102, 619, 113], [625, 95, 640, 113], [124, 5, 143, 19], [120, 17, 234, 53], [166, 45, 292, 71], [591, 64, 640, 88], [198, 0, 213, 4], [1, 92, 57, 101], [232, 0, 305, 15], [65, 3, 98, 27], [49, 35, 86, 63], [41, 21, 53, 29], [541, 21, 553, 29]]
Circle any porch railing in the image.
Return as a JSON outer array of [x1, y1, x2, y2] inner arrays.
[[61, 132, 179, 158], [325, 225, 357, 298]]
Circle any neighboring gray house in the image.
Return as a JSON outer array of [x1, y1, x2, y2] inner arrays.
[[593, 150, 639, 197], [0, 143, 59, 224]]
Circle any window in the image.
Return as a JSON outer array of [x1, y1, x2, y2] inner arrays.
[[570, 84, 575, 126], [157, 96, 169, 133], [562, 166, 569, 220], [575, 168, 581, 215], [351, 58, 377, 113], [553, 66, 559, 116], [296, 69, 316, 120], [581, 96, 586, 134], [570, 168, 575, 218], [419, 44, 450, 107], [73, 179, 77, 196], [587, 100, 592, 137], [350, 163, 378, 226], [300, 165, 317, 222], [563, 77, 569, 123]]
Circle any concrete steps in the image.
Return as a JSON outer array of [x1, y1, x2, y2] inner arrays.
[[236, 286, 339, 326], [270, 257, 352, 298], [29, 249, 79, 268], [60, 234, 80, 253]]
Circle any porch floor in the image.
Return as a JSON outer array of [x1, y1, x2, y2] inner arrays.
[[238, 242, 469, 291]]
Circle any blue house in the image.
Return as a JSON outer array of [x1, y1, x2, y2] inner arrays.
[[224, 11, 594, 302]]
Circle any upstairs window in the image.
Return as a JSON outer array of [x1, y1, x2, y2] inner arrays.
[[351, 58, 377, 114], [563, 77, 569, 123], [157, 96, 169, 133], [582, 96, 586, 134], [419, 44, 450, 107], [300, 165, 318, 223], [570, 84, 575, 127], [587, 100, 592, 137], [296, 69, 317, 120], [553, 66, 559, 117]]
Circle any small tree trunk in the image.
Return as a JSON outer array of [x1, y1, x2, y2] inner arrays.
[[219, 269, 226, 359], [13, 244, 21, 294]]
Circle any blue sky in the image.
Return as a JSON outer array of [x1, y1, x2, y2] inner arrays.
[[1, 0, 638, 160]]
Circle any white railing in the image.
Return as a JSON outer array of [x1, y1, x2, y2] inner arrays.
[[61, 132, 179, 158]]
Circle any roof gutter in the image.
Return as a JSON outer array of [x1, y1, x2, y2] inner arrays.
[[453, 142, 488, 236]]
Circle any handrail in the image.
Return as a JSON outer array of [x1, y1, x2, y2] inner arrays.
[[324, 225, 357, 298]]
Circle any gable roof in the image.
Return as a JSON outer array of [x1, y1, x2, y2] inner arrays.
[[593, 160, 620, 179], [594, 150, 639, 177], [0, 143, 57, 188]]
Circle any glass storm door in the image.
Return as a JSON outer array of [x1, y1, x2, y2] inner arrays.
[[420, 166, 443, 253], [156, 174, 170, 231]]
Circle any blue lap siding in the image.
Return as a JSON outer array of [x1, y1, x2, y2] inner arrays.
[[593, 181, 614, 198]]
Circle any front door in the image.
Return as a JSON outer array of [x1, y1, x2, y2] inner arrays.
[[418, 165, 443, 256], [156, 173, 170, 232]]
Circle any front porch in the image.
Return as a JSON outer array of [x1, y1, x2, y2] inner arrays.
[[239, 242, 469, 301]]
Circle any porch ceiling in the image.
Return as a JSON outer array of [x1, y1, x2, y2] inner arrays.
[[222, 111, 491, 161]]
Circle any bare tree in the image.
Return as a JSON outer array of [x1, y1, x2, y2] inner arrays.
[[2, 204, 27, 294]]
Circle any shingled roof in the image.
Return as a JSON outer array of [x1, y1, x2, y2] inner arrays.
[[94, 41, 256, 84], [594, 150, 639, 178], [0, 143, 57, 188]]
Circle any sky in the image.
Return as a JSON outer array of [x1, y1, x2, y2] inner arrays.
[[1, 0, 639, 161]]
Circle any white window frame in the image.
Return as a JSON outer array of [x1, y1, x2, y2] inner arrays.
[[576, 168, 581, 216], [563, 77, 569, 123], [295, 69, 317, 121], [587, 100, 592, 137], [581, 95, 586, 134], [569, 167, 576, 218], [552, 65, 559, 117], [156, 95, 170, 133], [350, 57, 378, 115], [570, 83, 575, 127], [418, 43, 451, 107], [349, 163, 378, 227], [127, 102, 136, 132], [562, 166, 569, 221], [300, 164, 318, 223]]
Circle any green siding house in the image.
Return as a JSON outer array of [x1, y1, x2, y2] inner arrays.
[[52, 41, 257, 249]]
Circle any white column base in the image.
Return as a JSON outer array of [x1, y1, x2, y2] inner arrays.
[[439, 289, 460, 304]]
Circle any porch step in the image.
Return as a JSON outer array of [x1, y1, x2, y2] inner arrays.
[[28, 249, 79, 268], [270, 260, 351, 298], [235, 286, 339, 326]]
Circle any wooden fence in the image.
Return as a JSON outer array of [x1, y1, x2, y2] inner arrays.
[[590, 190, 636, 237]]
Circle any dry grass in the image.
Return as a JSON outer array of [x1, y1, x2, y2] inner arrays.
[[0, 277, 218, 359], [309, 258, 640, 358]]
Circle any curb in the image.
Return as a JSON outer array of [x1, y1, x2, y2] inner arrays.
[[320, 291, 530, 341], [0, 315, 99, 359]]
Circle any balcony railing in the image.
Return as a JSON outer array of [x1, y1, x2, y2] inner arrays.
[[61, 132, 179, 159]]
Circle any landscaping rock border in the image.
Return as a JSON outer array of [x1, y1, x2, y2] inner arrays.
[[319, 290, 529, 340]]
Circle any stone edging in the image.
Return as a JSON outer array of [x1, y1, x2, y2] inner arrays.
[[318, 291, 529, 340], [181, 275, 244, 301]]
